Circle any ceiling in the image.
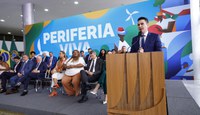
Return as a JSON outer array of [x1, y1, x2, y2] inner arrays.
[[0, 0, 144, 36]]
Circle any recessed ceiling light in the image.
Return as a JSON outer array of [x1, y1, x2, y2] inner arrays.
[[44, 9, 49, 12], [74, 1, 79, 5], [20, 15, 23, 17], [0, 19, 5, 22], [8, 32, 11, 34]]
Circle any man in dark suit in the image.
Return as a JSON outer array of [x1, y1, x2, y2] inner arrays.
[[42, 52, 49, 64], [47, 52, 57, 70], [78, 51, 104, 103], [84, 48, 92, 64], [20, 55, 47, 96], [130, 17, 162, 53], [0, 56, 22, 93], [30, 51, 37, 67], [6, 54, 34, 95]]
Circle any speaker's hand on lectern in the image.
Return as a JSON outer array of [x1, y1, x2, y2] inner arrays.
[[138, 47, 144, 53]]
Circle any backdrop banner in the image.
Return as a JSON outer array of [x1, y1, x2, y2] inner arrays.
[[25, 0, 192, 79]]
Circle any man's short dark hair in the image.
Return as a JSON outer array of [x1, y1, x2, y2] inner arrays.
[[89, 50, 96, 54], [13, 56, 20, 60], [30, 51, 36, 54], [80, 50, 84, 53], [138, 17, 149, 23], [88, 48, 92, 51]]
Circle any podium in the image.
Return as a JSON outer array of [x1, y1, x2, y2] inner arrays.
[[106, 52, 167, 115]]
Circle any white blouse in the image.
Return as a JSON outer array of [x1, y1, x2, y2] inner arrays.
[[64, 57, 86, 76]]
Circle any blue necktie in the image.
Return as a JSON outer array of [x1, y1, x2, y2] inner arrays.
[[141, 35, 145, 48], [20, 62, 26, 74]]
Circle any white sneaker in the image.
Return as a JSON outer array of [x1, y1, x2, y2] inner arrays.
[[103, 100, 107, 104], [90, 91, 97, 96]]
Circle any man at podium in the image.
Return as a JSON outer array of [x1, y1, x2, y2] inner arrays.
[[130, 17, 162, 53]]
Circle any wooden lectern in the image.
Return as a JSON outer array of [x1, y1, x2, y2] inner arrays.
[[106, 52, 167, 115]]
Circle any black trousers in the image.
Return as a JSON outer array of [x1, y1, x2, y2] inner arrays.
[[80, 70, 100, 96], [0, 72, 17, 90], [22, 73, 45, 90]]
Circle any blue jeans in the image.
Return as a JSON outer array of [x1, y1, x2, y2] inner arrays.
[[10, 75, 28, 90]]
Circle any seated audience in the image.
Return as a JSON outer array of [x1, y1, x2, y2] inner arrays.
[[78, 51, 103, 103], [0, 56, 9, 75], [49, 51, 67, 97], [42, 52, 49, 64], [30, 51, 37, 66], [118, 46, 127, 53], [6, 55, 34, 96], [47, 52, 57, 71], [98, 49, 107, 61], [0, 56, 22, 93], [111, 49, 116, 54], [21, 55, 47, 96], [62, 50, 85, 96], [85, 48, 92, 64], [80, 50, 85, 59]]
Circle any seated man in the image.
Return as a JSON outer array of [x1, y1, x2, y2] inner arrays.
[[21, 55, 47, 96], [42, 52, 49, 64], [0, 56, 22, 93], [30, 51, 37, 67], [78, 51, 104, 103], [6, 55, 34, 95], [28, 55, 47, 80]]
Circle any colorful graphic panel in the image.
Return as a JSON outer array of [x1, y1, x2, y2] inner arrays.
[[25, 0, 192, 79]]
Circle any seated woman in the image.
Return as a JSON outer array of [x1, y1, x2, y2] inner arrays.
[[0, 56, 9, 75], [62, 50, 85, 96], [49, 51, 67, 97]]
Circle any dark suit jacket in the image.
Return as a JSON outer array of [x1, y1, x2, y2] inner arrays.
[[86, 58, 103, 81], [42, 56, 49, 64], [13, 62, 22, 73], [28, 62, 48, 79], [48, 56, 57, 70], [130, 32, 162, 53], [19, 60, 34, 76], [35, 62, 48, 73], [0, 62, 22, 79], [30, 57, 37, 67], [85, 54, 91, 64]]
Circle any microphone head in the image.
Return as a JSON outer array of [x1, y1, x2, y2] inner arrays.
[[138, 32, 145, 37]]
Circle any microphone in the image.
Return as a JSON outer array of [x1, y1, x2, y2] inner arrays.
[[138, 31, 145, 53], [127, 32, 141, 52]]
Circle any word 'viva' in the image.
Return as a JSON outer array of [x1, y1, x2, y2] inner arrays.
[[43, 23, 115, 44]]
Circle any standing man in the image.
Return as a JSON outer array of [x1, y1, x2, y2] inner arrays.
[[0, 56, 22, 93], [78, 51, 104, 103], [6, 55, 34, 95], [130, 17, 162, 53], [115, 27, 130, 52]]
